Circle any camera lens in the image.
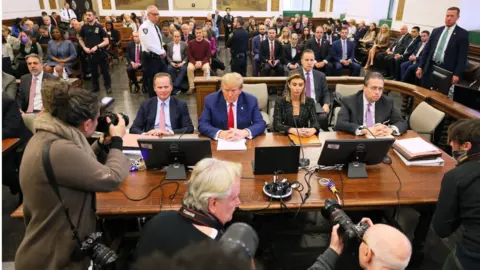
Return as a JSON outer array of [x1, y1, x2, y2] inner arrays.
[[92, 243, 118, 266]]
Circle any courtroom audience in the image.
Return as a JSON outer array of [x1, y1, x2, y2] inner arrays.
[[283, 33, 302, 74], [11, 18, 23, 37], [331, 27, 361, 76], [181, 23, 194, 42], [364, 24, 390, 68], [335, 72, 408, 136], [126, 31, 142, 93], [252, 24, 267, 76], [3, 25, 20, 51], [202, 27, 216, 56], [199, 72, 266, 141], [358, 23, 377, 50], [186, 27, 211, 94], [401, 30, 430, 84], [161, 23, 173, 45], [391, 26, 421, 81], [299, 26, 311, 47], [323, 24, 339, 46], [15, 32, 43, 78], [42, 15, 53, 38], [278, 27, 291, 45], [353, 20, 367, 43], [124, 15, 138, 33], [2, 35, 14, 73], [166, 31, 188, 94], [44, 28, 77, 79], [130, 73, 194, 135], [305, 26, 332, 75], [347, 19, 357, 38], [259, 28, 284, 76], [105, 22, 120, 56], [375, 25, 412, 77]]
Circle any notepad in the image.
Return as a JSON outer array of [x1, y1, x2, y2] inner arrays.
[[395, 137, 438, 154], [217, 139, 247, 151], [394, 150, 444, 167]]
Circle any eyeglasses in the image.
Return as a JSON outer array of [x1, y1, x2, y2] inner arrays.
[[149, 12, 159, 16]]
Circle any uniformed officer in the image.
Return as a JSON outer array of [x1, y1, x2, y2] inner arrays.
[[78, 10, 111, 93], [223, 7, 233, 46], [227, 16, 249, 76], [139, 5, 167, 98]]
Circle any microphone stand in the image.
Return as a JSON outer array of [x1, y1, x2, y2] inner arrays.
[[293, 116, 310, 168]]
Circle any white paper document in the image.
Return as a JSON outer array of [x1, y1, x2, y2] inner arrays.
[[395, 137, 438, 154], [394, 150, 444, 167], [217, 139, 247, 151]]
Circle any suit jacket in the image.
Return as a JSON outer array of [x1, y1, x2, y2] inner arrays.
[[166, 41, 188, 65], [130, 96, 194, 134], [212, 14, 222, 28], [401, 36, 421, 58], [283, 43, 302, 66], [289, 67, 331, 105], [331, 39, 355, 62], [198, 91, 266, 139], [354, 27, 367, 42], [252, 34, 266, 56], [273, 97, 320, 135], [2, 92, 33, 147], [259, 39, 284, 63], [418, 25, 469, 77], [17, 72, 59, 112], [223, 14, 234, 32], [2, 71, 17, 100], [389, 33, 412, 54], [181, 33, 195, 42], [126, 41, 142, 64], [335, 90, 408, 135], [323, 33, 339, 46], [305, 37, 331, 63], [273, 25, 284, 36]]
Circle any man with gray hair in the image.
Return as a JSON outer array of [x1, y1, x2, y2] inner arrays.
[[17, 54, 58, 113], [133, 158, 241, 259]]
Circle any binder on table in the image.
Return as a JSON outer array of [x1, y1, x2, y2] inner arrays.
[[392, 137, 442, 161]]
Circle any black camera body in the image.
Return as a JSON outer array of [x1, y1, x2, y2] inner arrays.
[[96, 112, 129, 135], [322, 199, 370, 240], [73, 232, 117, 267]]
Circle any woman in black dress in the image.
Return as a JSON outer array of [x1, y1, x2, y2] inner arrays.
[[273, 72, 320, 137]]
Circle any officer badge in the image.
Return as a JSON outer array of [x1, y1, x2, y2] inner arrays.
[[143, 29, 148, 34], [95, 28, 99, 33]]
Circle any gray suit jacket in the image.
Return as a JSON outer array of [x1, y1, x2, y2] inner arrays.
[[166, 41, 188, 65], [335, 90, 408, 135], [17, 72, 58, 112], [2, 72, 17, 100], [288, 68, 331, 106]]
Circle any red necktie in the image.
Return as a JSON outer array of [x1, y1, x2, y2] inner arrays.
[[317, 39, 321, 48], [27, 75, 37, 113], [270, 41, 274, 60], [135, 45, 140, 64], [228, 103, 234, 129]]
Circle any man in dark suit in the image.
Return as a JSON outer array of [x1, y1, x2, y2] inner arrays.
[[126, 32, 142, 93], [375, 25, 412, 77], [283, 33, 302, 74], [273, 18, 284, 37], [130, 73, 194, 135], [401, 30, 430, 84], [212, 10, 222, 29], [17, 54, 58, 113], [305, 26, 333, 75], [198, 72, 266, 141], [353, 20, 367, 45], [223, 8, 234, 46], [335, 72, 408, 136], [3, 71, 17, 100], [331, 27, 361, 76], [181, 24, 195, 42], [416, 7, 469, 91], [259, 28, 284, 76], [323, 25, 339, 46], [166, 31, 188, 94], [227, 16, 249, 76], [392, 26, 422, 81], [252, 24, 267, 76], [289, 49, 331, 131]]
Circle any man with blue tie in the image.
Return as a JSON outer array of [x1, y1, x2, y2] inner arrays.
[[130, 73, 194, 135], [331, 27, 361, 76], [416, 7, 469, 92], [251, 24, 266, 76], [198, 72, 266, 141]]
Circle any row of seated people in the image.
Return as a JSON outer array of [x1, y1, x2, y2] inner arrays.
[[130, 71, 406, 140]]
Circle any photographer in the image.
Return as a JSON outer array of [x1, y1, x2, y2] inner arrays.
[[15, 80, 130, 270], [433, 119, 480, 270], [308, 219, 412, 270]]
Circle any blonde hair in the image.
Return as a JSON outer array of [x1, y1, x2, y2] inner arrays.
[[278, 27, 290, 41], [285, 72, 306, 104], [182, 158, 241, 211], [181, 24, 189, 30], [221, 72, 243, 89]]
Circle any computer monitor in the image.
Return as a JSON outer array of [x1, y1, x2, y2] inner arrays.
[[453, 85, 480, 111], [253, 146, 301, 175], [317, 138, 395, 178], [431, 66, 453, 95], [137, 138, 212, 180]]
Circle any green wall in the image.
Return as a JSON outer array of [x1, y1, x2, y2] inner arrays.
[[470, 31, 480, 46]]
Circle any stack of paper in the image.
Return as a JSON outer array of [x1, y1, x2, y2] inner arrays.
[[394, 150, 444, 167], [393, 137, 442, 160], [217, 139, 247, 151]]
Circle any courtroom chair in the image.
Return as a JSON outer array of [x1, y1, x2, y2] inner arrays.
[[331, 84, 363, 127], [242, 83, 271, 128], [22, 113, 36, 134], [409, 102, 445, 142]]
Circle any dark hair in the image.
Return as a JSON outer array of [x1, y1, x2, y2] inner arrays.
[[86, 10, 96, 16], [412, 26, 420, 32], [106, 22, 114, 29], [447, 7, 460, 16], [301, 49, 315, 58], [276, 18, 282, 23], [226, 7, 231, 11], [237, 16, 245, 26], [421, 30, 430, 36], [205, 20, 212, 25], [14, 18, 22, 27], [45, 81, 100, 126], [341, 26, 348, 32], [2, 35, 6, 44], [448, 119, 480, 147], [363, 71, 384, 86], [51, 27, 64, 40], [131, 13, 137, 20], [41, 12, 48, 16], [195, 26, 203, 32]]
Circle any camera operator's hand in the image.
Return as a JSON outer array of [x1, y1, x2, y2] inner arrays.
[[107, 114, 127, 138], [360, 217, 374, 227], [329, 224, 344, 255]]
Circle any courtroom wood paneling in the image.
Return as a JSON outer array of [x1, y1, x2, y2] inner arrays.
[[39, 0, 45, 9], [101, 0, 112, 9], [320, 0, 327, 12], [329, 0, 334, 12], [48, 0, 57, 9], [271, 0, 280, 12], [395, 0, 406, 21]]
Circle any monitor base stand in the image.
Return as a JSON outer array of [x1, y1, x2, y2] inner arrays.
[[165, 163, 187, 180], [347, 162, 368, 178]]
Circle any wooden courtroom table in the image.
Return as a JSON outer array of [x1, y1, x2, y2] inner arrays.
[[11, 131, 455, 218], [194, 76, 480, 120], [3, 138, 20, 156]]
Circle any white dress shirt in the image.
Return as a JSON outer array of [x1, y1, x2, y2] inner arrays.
[[154, 97, 173, 133], [33, 71, 44, 111], [139, 19, 165, 56], [355, 94, 399, 135], [433, 24, 456, 63], [214, 100, 252, 140], [60, 8, 77, 23], [172, 42, 182, 62], [302, 68, 316, 101]]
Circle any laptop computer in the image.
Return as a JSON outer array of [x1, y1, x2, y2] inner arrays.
[[453, 85, 480, 111], [253, 146, 300, 175]]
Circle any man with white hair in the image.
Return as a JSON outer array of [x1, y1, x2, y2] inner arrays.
[[133, 158, 241, 259], [42, 16, 53, 38]]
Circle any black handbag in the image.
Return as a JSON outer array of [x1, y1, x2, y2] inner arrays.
[[211, 55, 226, 71]]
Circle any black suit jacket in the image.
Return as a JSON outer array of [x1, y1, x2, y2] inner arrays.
[[354, 27, 367, 42], [130, 96, 194, 134], [181, 34, 195, 42], [283, 43, 302, 66], [223, 14, 234, 32], [17, 72, 59, 112], [2, 93, 33, 147], [212, 14, 222, 27], [390, 33, 412, 54], [126, 41, 141, 64], [401, 36, 421, 58], [305, 37, 331, 63], [335, 90, 408, 135], [418, 25, 469, 77], [259, 39, 284, 63], [273, 25, 284, 36]]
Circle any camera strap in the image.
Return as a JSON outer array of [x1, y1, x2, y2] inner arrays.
[[178, 205, 225, 239], [43, 140, 85, 247]]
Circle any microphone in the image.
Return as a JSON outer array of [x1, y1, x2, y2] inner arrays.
[[359, 125, 376, 138], [292, 115, 310, 168], [177, 126, 189, 140]]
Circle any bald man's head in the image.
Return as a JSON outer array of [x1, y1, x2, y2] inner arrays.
[[359, 224, 411, 270], [400, 25, 408, 35]]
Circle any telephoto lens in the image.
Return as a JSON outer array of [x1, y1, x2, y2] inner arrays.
[[219, 223, 259, 259], [80, 232, 118, 267], [96, 112, 130, 135], [322, 199, 370, 240]]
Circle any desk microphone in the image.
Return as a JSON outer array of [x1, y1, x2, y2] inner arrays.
[[177, 126, 189, 139], [292, 115, 310, 168], [359, 125, 376, 138]]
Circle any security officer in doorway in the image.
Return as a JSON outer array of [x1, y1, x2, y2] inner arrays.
[[78, 10, 111, 94], [227, 16, 249, 76], [139, 5, 167, 98]]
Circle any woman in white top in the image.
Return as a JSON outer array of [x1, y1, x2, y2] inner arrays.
[[2, 36, 14, 62], [2, 26, 20, 51], [123, 15, 138, 33], [348, 19, 357, 38]]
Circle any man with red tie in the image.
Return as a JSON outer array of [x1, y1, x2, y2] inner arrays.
[[126, 32, 142, 93], [259, 28, 284, 76], [198, 72, 266, 141], [305, 26, 333, 75]]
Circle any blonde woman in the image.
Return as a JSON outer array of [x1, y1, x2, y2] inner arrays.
[[348, 19, 357, 38], [278, 27, 291, 45], [124, 15, 138, 33], [365, 24, 390, 68], [202, 27, 216, 55]]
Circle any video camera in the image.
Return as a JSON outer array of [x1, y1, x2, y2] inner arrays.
[[220, 223, 259, 260], [322, 199, 370, 241], [96, 97, 129, 136]]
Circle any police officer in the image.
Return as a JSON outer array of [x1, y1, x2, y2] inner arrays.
[[227, 16, 249, 76], [78, 10, 112, 93], [139, 5, 167, 98]]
